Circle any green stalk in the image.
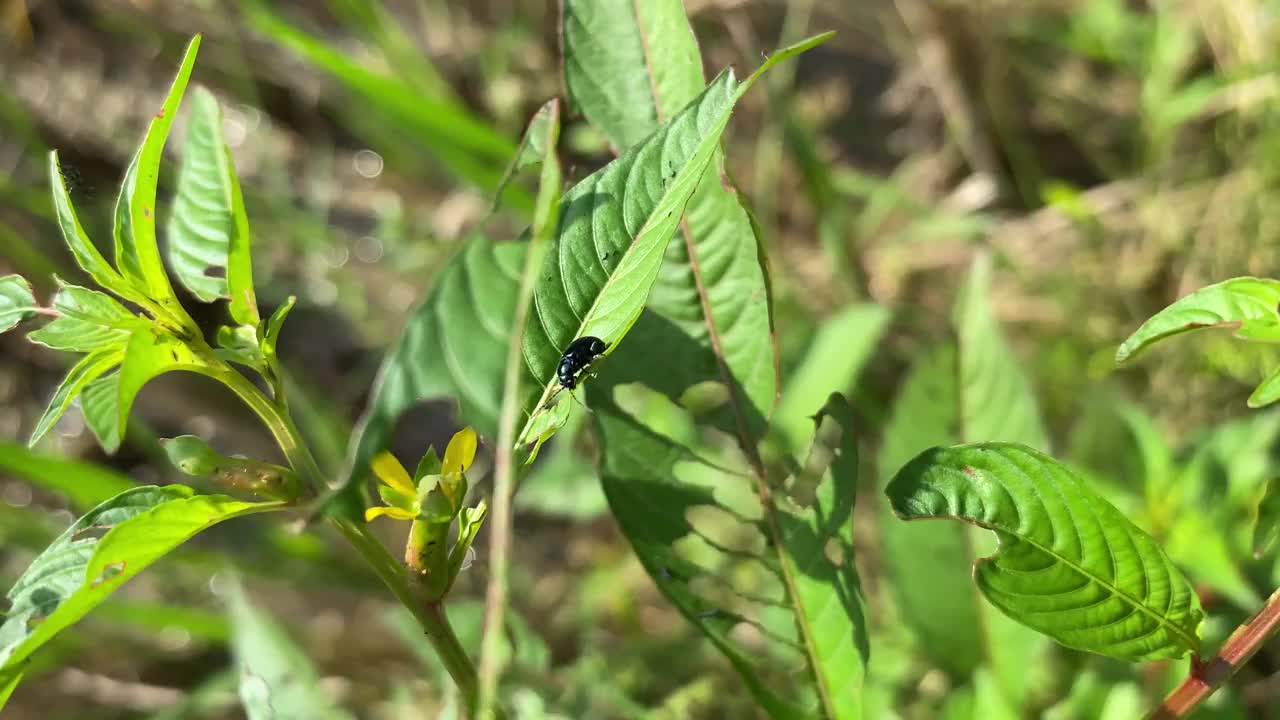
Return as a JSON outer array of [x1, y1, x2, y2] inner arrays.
[[212, 360, 490, 717]]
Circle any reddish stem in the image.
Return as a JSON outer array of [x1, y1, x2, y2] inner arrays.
[[1148, 588, 1280, 719]]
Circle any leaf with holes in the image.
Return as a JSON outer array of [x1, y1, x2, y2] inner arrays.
[[226, 576, 352, 720], [112, 34, 200, 308], [0, 486, 283, 704], [774, 304, 888, 453], [27, 282, 148, 353], [0, 275, 37, 334], [597, 388, 866, 718], [168, 87, 259, 326], [1116, 277, 1280, 364], [518, 35, 829, 454], [887, 443, 1204, 661]]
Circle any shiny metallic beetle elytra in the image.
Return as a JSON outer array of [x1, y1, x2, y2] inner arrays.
[[556, 336, 607, 391]]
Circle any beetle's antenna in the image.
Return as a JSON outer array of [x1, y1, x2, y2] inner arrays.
[[566, 388, 595, 415]]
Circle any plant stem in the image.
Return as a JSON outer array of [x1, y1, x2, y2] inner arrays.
[[212, 364, 324, 495], [214, 361, 492, 717], [478, 99, 561, 719], [1148, 587, 1280, 719]]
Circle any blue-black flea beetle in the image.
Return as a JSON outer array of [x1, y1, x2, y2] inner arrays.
[[557, 336, 607, 390]]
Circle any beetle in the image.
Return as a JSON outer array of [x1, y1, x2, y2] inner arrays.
[[557, 335, 608, 391]]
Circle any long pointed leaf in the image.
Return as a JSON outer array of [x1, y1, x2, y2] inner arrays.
[[517, 35, 831, 453], [48, 152, 133, 300], [0, 441, 134, 511], [227, 577, 351, 720], [1116, 277, 1280, 363], [112, 34, 200, 306], [0, 486, 282, 694], [28, 347, 123, 447]]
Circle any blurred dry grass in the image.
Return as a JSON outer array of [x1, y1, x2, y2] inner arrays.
[[2, 0, 1280, 717]]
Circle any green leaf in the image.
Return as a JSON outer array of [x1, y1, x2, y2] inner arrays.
[[1115, 403, 1177, 504], [563, 0, 704, 151], [48, 151, 133, 300], [777, 394, 868, 718], [774, 304, 889, 452], [598, 390, 866, 718], [1249, 364, 1280, 408], [876, 345, 981, 676], [26, 283, 147, 353], [878, 254, 1051, 704], [886, 443, 1204, 661], [215, 324, 266, 370], [491, 99, 562, 211], [222, 147, 258, 327], [0, 486, 283, 687], [243, 2, 515, 198], [258, 296, 295, 366], [565, 0, 782, 452], [116, 329, 219, 439], [226, 576, 352, 720], [29, 346, 124, 447], [0, 670, 20, 709], [112, 34, 200, 306], [516, 36, 830, 452], [168, 87, 233, 302], [344, 235, 524, 490], [0, 441, 134, 510], [81, 372, 122, 452], [162, 435, 299, 500], [953, 254, 1053, 703], [168, 85, 259, 325], [1116, 277, 1280, 364], [0, 275, 36, 333], [1254, 477, 1280, 558], [954, 253, 1048, 450]]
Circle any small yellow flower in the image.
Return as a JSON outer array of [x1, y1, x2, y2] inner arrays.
[[365, 452, 418, 521], [364, 427, 479, 523], [442, 426, 477, 477]]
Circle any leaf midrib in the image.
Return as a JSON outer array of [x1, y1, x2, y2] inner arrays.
[[899, 476, 1199, 653], [520, 79, 734, 428]]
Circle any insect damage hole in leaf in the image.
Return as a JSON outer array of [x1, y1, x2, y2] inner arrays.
[[90, 561, 127, 589]]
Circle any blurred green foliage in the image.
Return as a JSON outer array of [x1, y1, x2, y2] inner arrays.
[[3, 0, 1280, 718]]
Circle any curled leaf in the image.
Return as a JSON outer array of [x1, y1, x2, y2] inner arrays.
[[887, 443, 1204, 661]]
